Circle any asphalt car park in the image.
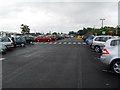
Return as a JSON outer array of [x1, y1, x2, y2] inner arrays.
[[2, 38, 120, 89]]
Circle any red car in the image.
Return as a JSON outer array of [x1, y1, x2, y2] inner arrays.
[[34, 36, 52, 42], [48, 36, 57, 41]]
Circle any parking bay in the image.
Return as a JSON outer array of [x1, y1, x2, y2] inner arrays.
[[2, 38, 120, 88]]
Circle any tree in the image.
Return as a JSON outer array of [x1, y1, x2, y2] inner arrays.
[[52, 32, 57, 35], [20, 24, 30, 35], [46, 33, 51, 35], [68, 31, 76, 35]]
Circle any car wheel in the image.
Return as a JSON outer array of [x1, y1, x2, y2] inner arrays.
[[47, 40, 50, 42], [21, 43, 25, 47], [13, 44, 16, 48], [37, 40, 40, 42], [30, 41, 33, 44], [90, 44, 92, 48], [94, 46, 100, 53], [111, 60, 120, 74]]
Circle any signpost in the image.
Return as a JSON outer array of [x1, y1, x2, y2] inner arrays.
[[109, 30, 113, 34]]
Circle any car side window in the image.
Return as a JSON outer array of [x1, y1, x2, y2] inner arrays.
[[110, 40, 120, 46], [1, 38, 10, 42], [102, 37, 108, 42], [95, 37, 100, 41]]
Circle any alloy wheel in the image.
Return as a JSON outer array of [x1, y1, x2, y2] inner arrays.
[[113, 61, 120, 74]]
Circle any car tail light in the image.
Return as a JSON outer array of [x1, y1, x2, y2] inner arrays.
[[11, 42, 14, 44], [101, 45, 105, 47], [102, 49, 109, 54]]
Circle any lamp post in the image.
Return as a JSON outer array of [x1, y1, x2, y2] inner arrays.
[[100, 19, 105, 28], [116, 25, 120, 35]]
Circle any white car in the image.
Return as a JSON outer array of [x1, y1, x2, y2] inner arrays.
[[0, 37, 14, 48], [100, 38, 120, 74], [0, 43, 7, 53], [91, 35, 118, 53]]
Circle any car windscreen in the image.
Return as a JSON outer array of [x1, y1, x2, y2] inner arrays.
[[110, 40, 120, 46]]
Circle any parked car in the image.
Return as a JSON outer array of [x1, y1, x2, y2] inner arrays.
[[47, 35, 57, 41], [13, 37, 26, 47], [82, 34, 93, 42], [0, 37, 14, 48], [85, 36, 94, 45], [24, 36, 34, 44], [91, 35, 117, 53], [100, 38, 120, 74], [56, 35, 65, 40], [34, 36, 52, 42], [0, 43, 7, 53]]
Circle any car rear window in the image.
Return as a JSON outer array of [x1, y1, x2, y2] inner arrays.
[[1, 38, 11, 42], [95, 37, 111, 42], [110, 40, 120, 46]]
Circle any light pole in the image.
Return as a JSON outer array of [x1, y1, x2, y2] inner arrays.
[[116, 25, 120, 35], [100, 19, 105, 28]]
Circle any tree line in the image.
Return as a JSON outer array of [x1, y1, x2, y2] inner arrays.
[[20, 24, 120, 36]]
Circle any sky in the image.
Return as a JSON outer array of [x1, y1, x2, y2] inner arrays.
[[0, 0, 119, 34]]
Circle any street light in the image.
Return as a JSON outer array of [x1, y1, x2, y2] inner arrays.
[[100, 19, 105, 28]]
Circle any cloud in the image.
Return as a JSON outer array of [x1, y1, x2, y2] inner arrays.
[[0, 1, 118, 33]]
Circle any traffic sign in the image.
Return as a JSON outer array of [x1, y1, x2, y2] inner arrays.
[[109, 30, 113, 34]]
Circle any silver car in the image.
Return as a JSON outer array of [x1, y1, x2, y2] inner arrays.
[[100, 38, 120, 74], [0, 37, 14, 48], [91, 35, 118, 53], [0, 43, 7, 53]]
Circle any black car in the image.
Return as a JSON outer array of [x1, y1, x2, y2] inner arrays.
[[25, 36, 34, 44]]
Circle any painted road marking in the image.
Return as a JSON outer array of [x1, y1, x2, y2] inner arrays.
[[68, 42, 71, 44], [49, 42, 52, 44], [73, 42, 76, 44], [83, 42, 86, 45], [23, 55, 31, 57], [44, 42, 48, 44], [40, 42, 43, 44], [34, 42, 38, 44], [0, 58, 5, 61], [78, 42, 81, 44], [34, 42, 85, 45], [58, 42, 62, 44], [63, 42, 67, 44], [54, 42, 57, 44]]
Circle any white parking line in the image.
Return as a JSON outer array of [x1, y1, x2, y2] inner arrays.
[[73, 42, 76, 44], [83, 42, 86, 45], [68, 42, 71, 44], [58, 42, 62, 44], [23, 55, 31, 57], [78, 42, 81, 44], [49, 42, 52, 44], [34, 42, 38, 44], [54, 42, 57, 44], [63, 42, 67, 44], [40, 42, 43, 44], [44, 42, 48, 44], [0, 58, 5, 61]]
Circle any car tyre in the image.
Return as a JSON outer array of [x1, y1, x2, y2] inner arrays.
[[111, 60, 120, 74], [94, 46, 101, 53], [90, 44, 92, 49], [47, 40, 50, 42], [21, 43, 25, 47]]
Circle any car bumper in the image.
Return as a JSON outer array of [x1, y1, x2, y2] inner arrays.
[[100, 55, 112, 65], [6, 45, 14, 48]]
